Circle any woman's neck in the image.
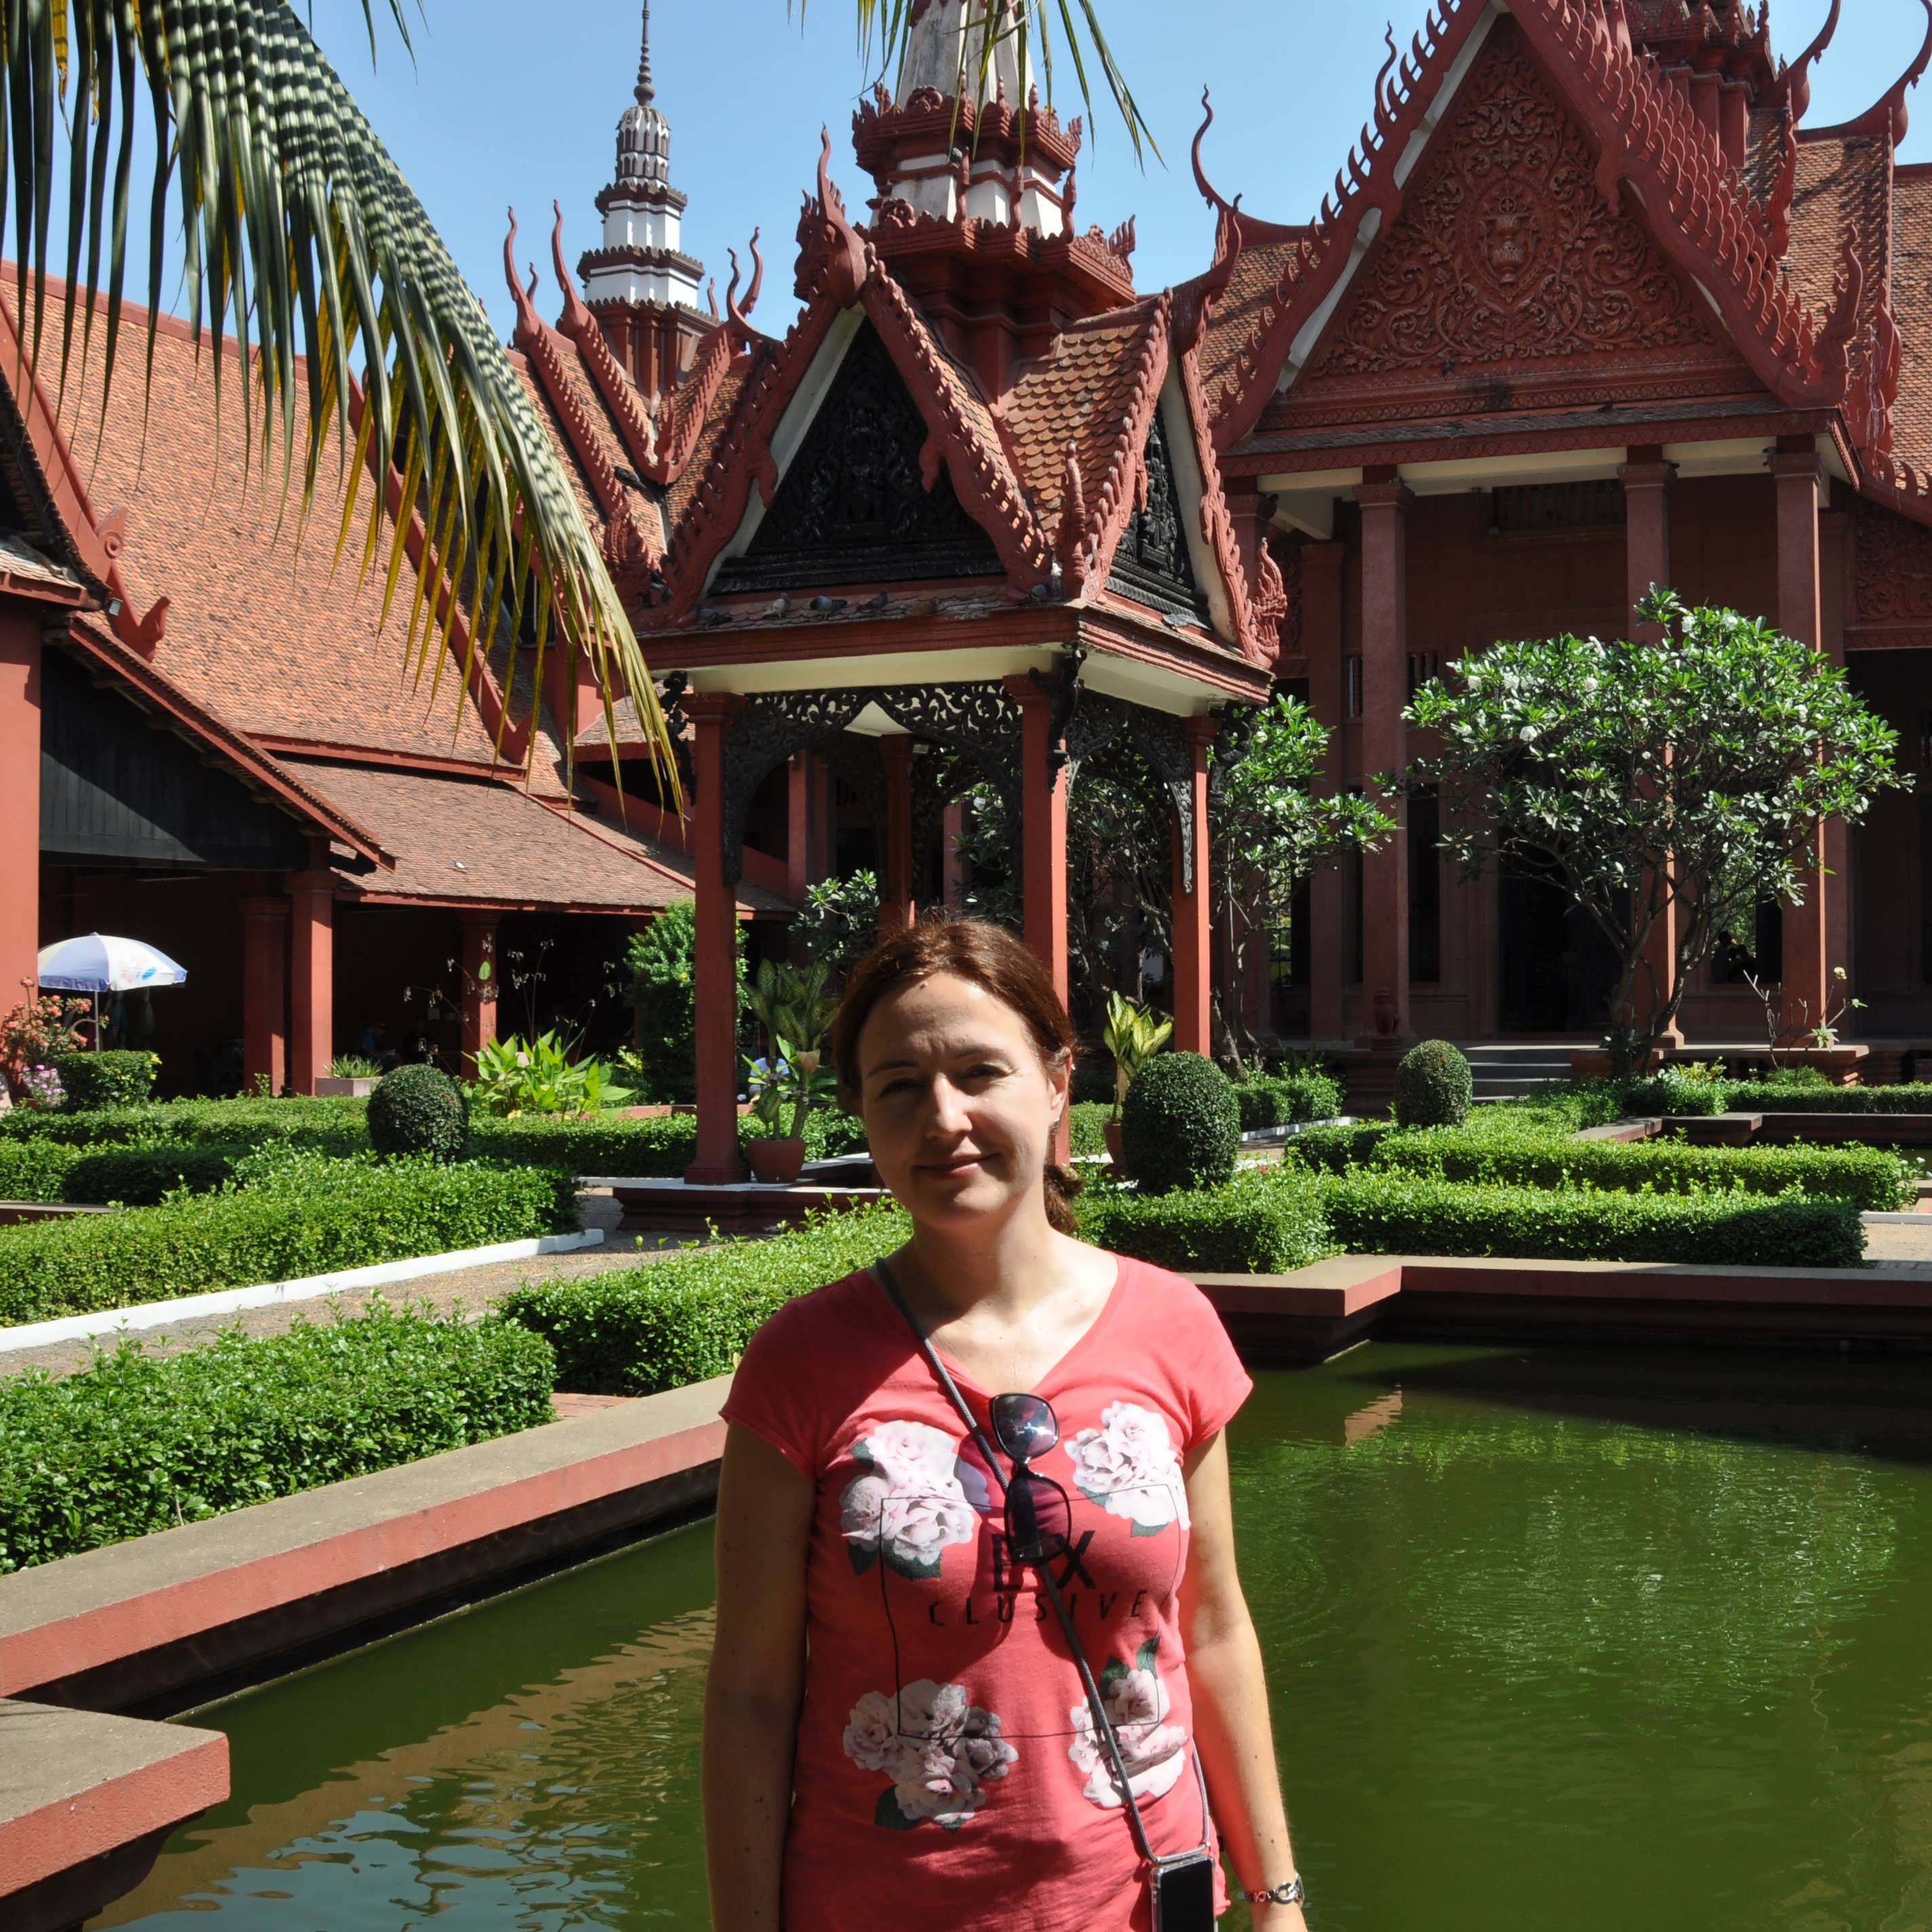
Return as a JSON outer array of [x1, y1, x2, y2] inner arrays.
[[898, 1203, 1063, 1325]]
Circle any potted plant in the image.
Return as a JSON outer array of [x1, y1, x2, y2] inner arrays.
[[317, 1053, 383, 1098], [1101, 991, 1173, 1168]]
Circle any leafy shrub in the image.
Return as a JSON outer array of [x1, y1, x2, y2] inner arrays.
[[368, 1063, 470, 1162], [1120, 1053, 1240, 1194], [470, 1031, 633, 1118], [801, 1110, 869, 1162], [52, 1050, 157, 1112], [503, 1205, 910, 1396], [626, 904, 749, 1103], [0, 1150, 576, 1326], [1359, 1126, 1911, 1212], [62, 1143, 246, 1206], [792, 871, 883, 983], [1623, 1072, 1725, 1117], [1287, 1122, 1393, 1173], [1392, 1040, 1473, 1129], [1069, 1101, 1112, 1158], [1232, 1070, 1345, 1133], [0, 1304, 556, 1572], [469, 1112, 696, 1175], [0, 1137, 80, 1202], [1316, 1169, 1863, 1269], [1078, 1177, 1333, 1274], [1711, 1084, 1932, 1115], [0, 1095, 370, 1152], [330, 1054, 382, 1079]]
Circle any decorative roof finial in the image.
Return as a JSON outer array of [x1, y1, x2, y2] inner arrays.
[[637, 1, 655, 107]]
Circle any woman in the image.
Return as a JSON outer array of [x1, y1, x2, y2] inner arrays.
[[704, 918, 1306, 1931]]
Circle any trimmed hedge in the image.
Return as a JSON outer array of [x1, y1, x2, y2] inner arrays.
[[0, 1095, 368, 1152], [0, 1150, 578, 1326], [1357, 1127, 1912, 1212], [502, 1206, 911, 1397], [62, 1143, 246, 1206], [1714, 1084, 1932, 1115], [1393, 1040, 1473, 1129], [0, 1304, 556, 1572], [1069, 1101, 1112, 1159], [1121, 1053, 1240, 1194], [52, 1050, 158, 1112], [1287, 1122, 1393, 1173], [369, 1063, 468, 1162], [0, 1137, 79, 1202], [1232, 1070, 1345, 1133], [470, 1112, 698, 1174], [1315, 1169, 1864, 1269], [1078, 1178, 1333, 1275]]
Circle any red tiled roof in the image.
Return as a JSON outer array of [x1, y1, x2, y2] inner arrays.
[[1889, 167, 1932, 471], [1789, 136, 1891, 331]]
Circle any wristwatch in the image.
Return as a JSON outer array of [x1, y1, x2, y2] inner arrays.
[[1237, 1874, 1307, 1906]]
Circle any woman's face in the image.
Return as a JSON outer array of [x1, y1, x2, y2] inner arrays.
[[855, 971, 1067, 1232]]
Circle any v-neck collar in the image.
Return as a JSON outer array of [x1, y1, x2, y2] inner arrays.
[[874, 1253, 1130, 1405]]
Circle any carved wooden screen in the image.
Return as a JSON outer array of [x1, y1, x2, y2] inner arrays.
[[712, 324, 1002, 594], [1106, 408, 1208, 619]]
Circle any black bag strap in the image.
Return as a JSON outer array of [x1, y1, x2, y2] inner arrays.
[[872, 1257, 1200, 1872]]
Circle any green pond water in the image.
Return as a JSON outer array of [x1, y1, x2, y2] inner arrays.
[[98, 1343, 1932, 1931]]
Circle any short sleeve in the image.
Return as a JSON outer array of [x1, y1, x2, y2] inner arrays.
[[1167, 1271, 1254, 1450], [719, 1285, 838, 1479]]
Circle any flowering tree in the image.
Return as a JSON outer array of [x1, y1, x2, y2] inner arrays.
[[1405, 589, 1909, 1075]]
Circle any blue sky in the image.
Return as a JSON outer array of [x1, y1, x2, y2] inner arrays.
[[290, 0, 1932, 343]]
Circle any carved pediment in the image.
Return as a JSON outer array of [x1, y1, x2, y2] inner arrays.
[[1107, 409, 1207, 620], [1853, 497, 1932, 627], [712, 324, 1002, 594], [1272, 22, 1751, 430]]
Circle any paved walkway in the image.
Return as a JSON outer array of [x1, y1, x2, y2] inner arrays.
[[1861, 1217, 1932, 1268], [1, 1192, 696, 1382]]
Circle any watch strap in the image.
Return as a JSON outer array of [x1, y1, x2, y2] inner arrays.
[[1238, 1874, 1306, 1906]]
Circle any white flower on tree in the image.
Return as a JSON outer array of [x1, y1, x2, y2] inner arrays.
[[1063, 1401, 1189, 1534], [844, 1680, 1018, 1831], [839, 1418, 990, 1579]]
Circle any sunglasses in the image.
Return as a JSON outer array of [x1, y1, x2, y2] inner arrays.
[[991, 1392, 1074, 1564]]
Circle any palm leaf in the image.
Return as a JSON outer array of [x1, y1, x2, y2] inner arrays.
[[3, 0, 673, 790]]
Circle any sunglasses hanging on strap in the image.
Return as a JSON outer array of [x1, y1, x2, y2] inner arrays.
[[871, 1259, 1221, 1932]]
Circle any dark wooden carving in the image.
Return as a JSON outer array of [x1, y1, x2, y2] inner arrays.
[[1107, 410, 1207, 620], [1853, 498, 1932, 626], [712, 325, 1002, 594]]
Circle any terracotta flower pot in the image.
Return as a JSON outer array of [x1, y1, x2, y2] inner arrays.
[[748, 1137, 807, 1184], [1103, 1119, 1125, 1169]]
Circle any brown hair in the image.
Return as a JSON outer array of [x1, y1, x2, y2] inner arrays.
[[832, 915, 1084, 1234]]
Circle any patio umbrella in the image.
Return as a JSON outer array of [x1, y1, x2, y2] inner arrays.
[[37, 934, 187, 1051]]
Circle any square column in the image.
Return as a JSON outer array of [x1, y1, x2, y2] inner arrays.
[[459, 913, 500, 1076], [1005, 675, 1070, 1166], [1171, 717, 1217, 1056], [685, 693, 747, 1184], [1622, 450, 1682, 1046], [1355, 476, 1412, 1046], [288, 850, 336, 1096], [941, 801, 968, 911], [0, 610, 41, 1011], [879, 734, 917, 936], [785, 753, 812, 907], [240, 895, 288, 1095], [1302, 541, 1348, 1040], [1770, 443, 1832, 1035]]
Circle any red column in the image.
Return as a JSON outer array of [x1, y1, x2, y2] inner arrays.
[[1303, 542, 1347, 1041], [686, 693, 746, 1184], [1771, 442, 1830, 1036], [460, 912, 499, 1076], [288, 850, 335, 1097], [941, 801, 968, 911], [0, 609, 41, 1011], [879, 734, 916, 936], [785, 753, 812, 907], [240, 894, 288, 1095], [1623, 450, 1682, 1048], [1171, 717, 1217, 1055], [1820, 506, 1854, 983], [1006, 675, 1070, 1166], [1355, 476, 1411, 1047]]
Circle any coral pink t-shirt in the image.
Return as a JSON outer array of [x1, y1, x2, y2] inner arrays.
[[721, 1253, 1255, 1932]]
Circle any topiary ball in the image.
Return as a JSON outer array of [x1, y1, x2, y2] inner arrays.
[[1391, 1039, 1473, 1129], [367, 1063, 470, 1162], [1119, 1052, 1240, 1195]]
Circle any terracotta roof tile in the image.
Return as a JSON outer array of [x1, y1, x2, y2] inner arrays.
[[1889, 168, 1932, 470], [1196, 229, 1306, 423], [666, 354, 755, 531]]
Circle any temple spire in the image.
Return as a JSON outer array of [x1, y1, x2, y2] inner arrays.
[[637, 1, 655, 107]]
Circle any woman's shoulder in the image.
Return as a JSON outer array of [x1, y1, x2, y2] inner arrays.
[[742, 1266, 886, 1357], [1104, 1250, 1224, 1321]]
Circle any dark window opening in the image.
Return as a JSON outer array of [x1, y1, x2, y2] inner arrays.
[[1713, 902, 1784, 987], [1488, 480, 1627, 536]]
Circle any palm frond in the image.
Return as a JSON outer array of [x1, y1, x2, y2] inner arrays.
[[6, 0, 672, 789]]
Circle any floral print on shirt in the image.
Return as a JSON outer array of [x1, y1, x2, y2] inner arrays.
[[1063, 1401, 1190, 1534], [839, 1419, 990, 1580], [1067, 1639, 1191, 1807], [844, 1680, 1019, 1830]]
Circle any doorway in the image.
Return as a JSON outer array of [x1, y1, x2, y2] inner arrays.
[[1497, 866, 1621, 1034]]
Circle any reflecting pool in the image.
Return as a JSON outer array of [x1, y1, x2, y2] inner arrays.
[[99, 1344, 1932, 1931]]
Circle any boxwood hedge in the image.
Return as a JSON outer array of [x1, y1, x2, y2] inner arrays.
[[0, 1150, 578, 1327], [0, 1304, 556, 1572], [1232, 1071, 1345, 1133], [1121, 1053, 1240, 1194], [51, 1050, 158, 1113], [1079, 1177, 1333, 1275], [0, 1095, 368, 1152]]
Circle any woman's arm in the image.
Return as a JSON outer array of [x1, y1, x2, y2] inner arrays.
[[704, 1422, 815, 1932], [1181, 1430, 1308, 1931]]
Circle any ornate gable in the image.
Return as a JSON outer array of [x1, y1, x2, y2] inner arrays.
[[1106, 409, 1206, 620], [1271, 21, 1756, 432], [712, 323, 1002, 595]]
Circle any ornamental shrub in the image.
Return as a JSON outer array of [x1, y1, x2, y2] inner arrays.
[[1287, 1122, 1392, 1173], [1315, 1169, 1863, 1269], [0, 1095, 368, 1152], [60, 1142, 246, 1206], [1711, 1084, 1932, 1115], [0, 1137, 80, 1202], [1078, 1175, 1333, 1274], [1392, 1040, 1473, 1129], [1622, 1071, 1725, 1118], [1069, 1101, 1112, 1158], [1232, 1070, 1346, 1133], [1120, 1053, 1240, 1194], [0, 1150, 576, 1327], [368, 1063, 470, 1162], [52, 1050, 157, 1112], [0, 1304, 556, 1572]]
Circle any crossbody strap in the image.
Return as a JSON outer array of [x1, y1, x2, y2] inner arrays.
[[871, 1258, 1175, 1869]]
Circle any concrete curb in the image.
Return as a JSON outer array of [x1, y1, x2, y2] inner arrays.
[[0, 1228, 607, 1354]]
